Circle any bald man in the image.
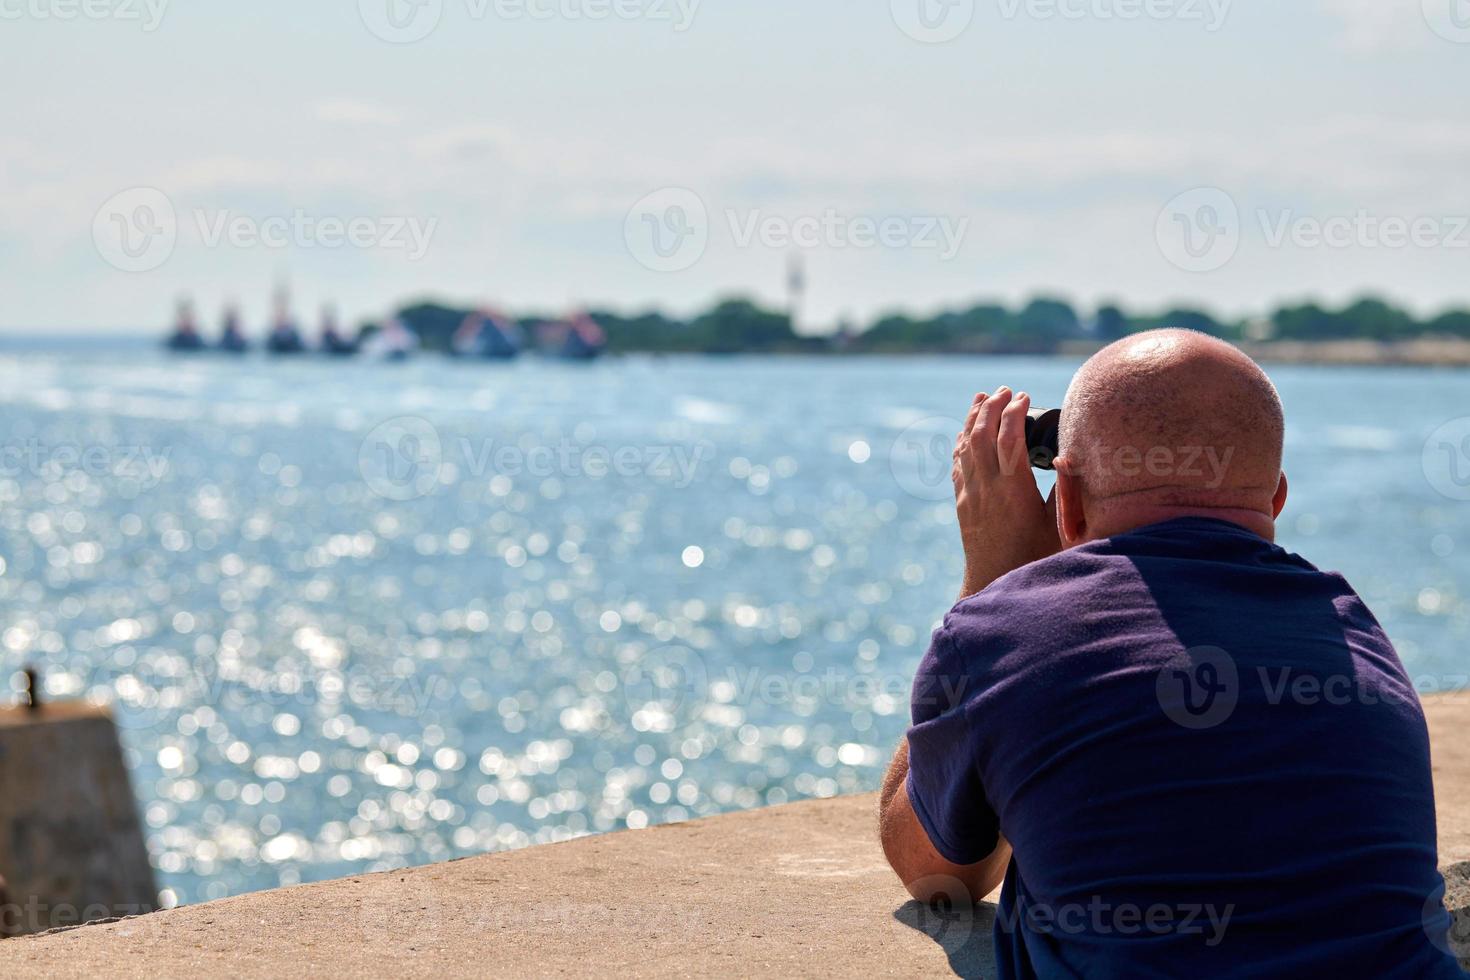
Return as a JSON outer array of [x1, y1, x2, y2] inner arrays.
[[879, 331, 1462, 977]]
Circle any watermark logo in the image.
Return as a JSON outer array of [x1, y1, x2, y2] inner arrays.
[[1423, 871, 1470, 961], [621, 644, 708, 729], [93, 187, 177, 273], [625, 187, 709, 273], [359, 0, 444, 43], [1423, 0, 1470, 43], [355, 878, 446, 947], [1160, 187, 1470, 273], [359, 416, 444, 501], [89, 657, 177, 732], [890, 416, 961, 502], [1155, 645, 1238, 730], [895, 874, 982, 950], [1156, 187, 1240, 273], [1424, 417, 1470, 501], [94, 189, 437, 270], [891, 0, 975, 43]]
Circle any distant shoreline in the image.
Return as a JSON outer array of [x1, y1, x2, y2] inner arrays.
[[1239, 337, 1470, 367], [6, 335, 1470, 368]]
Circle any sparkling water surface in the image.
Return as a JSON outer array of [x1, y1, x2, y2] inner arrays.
[[0, 346, 1464, 906]]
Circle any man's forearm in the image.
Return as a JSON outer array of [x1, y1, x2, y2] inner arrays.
[[879, 736, 1012, 902]]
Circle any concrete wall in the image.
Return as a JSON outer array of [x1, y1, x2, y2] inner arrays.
[[4, 696, 1469, 977]]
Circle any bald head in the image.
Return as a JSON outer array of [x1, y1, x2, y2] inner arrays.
[[1055, 329, 1286, 541]]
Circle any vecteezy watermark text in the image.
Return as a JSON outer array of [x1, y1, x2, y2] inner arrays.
[[1156, 645, 1470, 730], [358, 0, 700, 44], [1258, 210, 1470, 251], [1068, 443, 1235, 488], [996, 895, 1234, 946], [886, 414, 1236, 502], [93, 187, 438, 273], [902, 873, 1233, 948], [0, 0, 168, 30], [727, 209, 968, 260], [194, 209, 437, 260], [890, 0, 1230, 43], [0, 441, 171, 490], [625, 188, 969, 273], [73, 657, 457, 731], [1157, 187, 1470, 273], [997, 0, 1230, 30], [359, 416, 712, 500], [0, 898, 158, 937]]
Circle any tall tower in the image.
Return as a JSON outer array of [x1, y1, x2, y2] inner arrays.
[[786, 251, 806, 335]]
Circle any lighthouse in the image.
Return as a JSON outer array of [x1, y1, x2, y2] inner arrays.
[[786, 251, 806, 335]]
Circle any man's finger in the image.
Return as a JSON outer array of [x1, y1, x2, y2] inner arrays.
[[971, 386, 1012, 470], [957, 393, 986, 451], [997, 391, 1032, 476]]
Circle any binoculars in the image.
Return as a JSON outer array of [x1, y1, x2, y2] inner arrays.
[[1025, 408, 1062, 470]]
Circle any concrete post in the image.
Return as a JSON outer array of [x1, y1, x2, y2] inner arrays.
[[0, 701, 157, 935]]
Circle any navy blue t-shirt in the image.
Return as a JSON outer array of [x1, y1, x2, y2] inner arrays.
[[906, 517, 1462, 978]]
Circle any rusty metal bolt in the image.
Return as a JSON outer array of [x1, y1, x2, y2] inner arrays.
[[22, 666, 39, 711]]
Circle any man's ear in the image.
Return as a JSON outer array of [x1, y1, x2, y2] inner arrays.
[[1054, 458, 1087, 547], [1271, 471, 1288, 518]]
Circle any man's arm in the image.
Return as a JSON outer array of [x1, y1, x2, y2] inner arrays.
[[878, 738, 1011, 903], [878, 387, 1051, 901]]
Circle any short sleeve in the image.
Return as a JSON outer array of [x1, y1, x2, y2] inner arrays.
[[904, 625, 1000, 866]]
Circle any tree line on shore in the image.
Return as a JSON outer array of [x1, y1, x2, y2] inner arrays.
[[390, 295, 1470, 355]]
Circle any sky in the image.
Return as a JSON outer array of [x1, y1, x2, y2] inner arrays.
[[3, 0, 1470, 334]]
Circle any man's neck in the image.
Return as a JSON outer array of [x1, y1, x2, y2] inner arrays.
[[1096, 504, 1276, 543]]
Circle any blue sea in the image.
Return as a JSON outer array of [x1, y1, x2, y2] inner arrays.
[[0, 342, 1465, 906]]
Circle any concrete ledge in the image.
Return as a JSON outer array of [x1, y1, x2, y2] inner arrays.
[[8, 695, 1470, 978]]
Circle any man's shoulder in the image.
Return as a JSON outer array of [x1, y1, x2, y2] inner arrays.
[[931, 545, 1129, 683], [949, 539, 1123, 622]]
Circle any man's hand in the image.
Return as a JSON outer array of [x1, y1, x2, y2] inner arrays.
[[953, 387, 1061, 598]]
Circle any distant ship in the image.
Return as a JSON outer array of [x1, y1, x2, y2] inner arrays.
[[164, 299, 205, 351], [451, 308, 524, 360], [208, 302, 248, 353], [266, 324, 306, 354], [318, 305, 357, 356], [539, 311, 607, 361], [265, 289, 306, 355], [362, 317, 419, 361]]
